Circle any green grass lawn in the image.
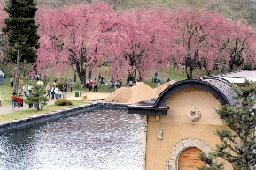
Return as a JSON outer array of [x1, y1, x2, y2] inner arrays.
[[0, 79, 12, 106], [0, 100, 88, 123]]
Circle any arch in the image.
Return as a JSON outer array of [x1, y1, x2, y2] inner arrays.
[[166, 138, 212, 170], [154, 79, 230, 108]]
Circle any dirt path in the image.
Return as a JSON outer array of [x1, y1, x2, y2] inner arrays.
[[67, 92, 110, 101]]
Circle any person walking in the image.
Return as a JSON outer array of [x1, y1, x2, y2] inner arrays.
[[114, 80, 120, 89], [17, 95, 23, 108], [100, 76, 105, 85], [154, 72, 158, 83], [93, 79, 98, 92], [46, 83, 51, 98], [51, 86, 56, 100], [11, 92, 17, 110], [62, 85, 67, 99], [108, 79, 113, 92], [89, 80, 93, 91], [54, 86, 59, 100], [22, 84, 28, 97]]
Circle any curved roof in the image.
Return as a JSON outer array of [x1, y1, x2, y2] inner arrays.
[[154, 78, 238, 108], [128, 78, 238, 115], [201, 77, 239, 106]]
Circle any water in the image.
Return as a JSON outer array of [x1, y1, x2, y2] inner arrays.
[[0, 110, 145, 170]]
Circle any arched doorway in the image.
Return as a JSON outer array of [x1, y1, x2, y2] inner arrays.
[[178, 147, 206, 170], [166, 138, 212, 170]]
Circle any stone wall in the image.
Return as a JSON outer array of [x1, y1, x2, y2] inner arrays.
[[0, 102, 128, 134]]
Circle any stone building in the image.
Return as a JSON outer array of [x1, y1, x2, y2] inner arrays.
[[128, 77, 238, 170]]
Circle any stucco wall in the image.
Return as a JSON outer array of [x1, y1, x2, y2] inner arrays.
[[145, 88, 233, 170]]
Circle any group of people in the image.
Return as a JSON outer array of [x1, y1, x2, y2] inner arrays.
[[11, 80, 40, 110], [152, 72, 170, 86], [46, 80, 68, 100], [107, 79, 122, 91], [11, 91, 23, 110], [85, 79, 99, 92], [84, 75, 122, 92], [10, 78, 70, 110]]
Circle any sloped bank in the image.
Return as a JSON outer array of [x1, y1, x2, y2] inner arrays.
[[0, 102, 128, 134]]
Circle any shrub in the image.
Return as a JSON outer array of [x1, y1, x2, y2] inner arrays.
[[55, 99, 73, 106], [26, 85, 49, 110]]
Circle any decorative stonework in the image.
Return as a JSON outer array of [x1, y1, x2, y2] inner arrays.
[[157, 128, 164, 140], [166, 138, 212, 170], [188, 108, 201, 122]]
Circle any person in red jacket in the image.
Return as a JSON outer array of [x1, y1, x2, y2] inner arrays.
[[88, 80, 93, 91], [11, 92, 17, 109], [16, 95, 23, 108]]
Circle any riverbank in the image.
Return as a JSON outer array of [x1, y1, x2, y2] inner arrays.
[[0, 100, 88, 123], [0, 77, 111, 123]]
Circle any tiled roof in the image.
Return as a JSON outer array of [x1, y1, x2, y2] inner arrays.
[[201, 77, 239, 106]]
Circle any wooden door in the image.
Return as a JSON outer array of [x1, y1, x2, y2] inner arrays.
[[178, 147, 206, 170]]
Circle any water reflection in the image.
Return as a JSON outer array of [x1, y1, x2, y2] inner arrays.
[[0, 110, 145, 170]]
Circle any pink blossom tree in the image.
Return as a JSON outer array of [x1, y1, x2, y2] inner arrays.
[[170, 9, 256, 79], [170, 9, 232, 79], [103, 8, 176, 81], [224, 21, 256, 71], [36, 4, 256, 82], [36, 2, 114, 85]]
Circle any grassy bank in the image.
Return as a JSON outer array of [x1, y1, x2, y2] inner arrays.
[[0, 100, 87, 123], [0, 79, 12, 106]]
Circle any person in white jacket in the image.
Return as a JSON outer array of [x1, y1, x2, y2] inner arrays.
[[46, 83, 51, 98], [54, 87, 59, 100]]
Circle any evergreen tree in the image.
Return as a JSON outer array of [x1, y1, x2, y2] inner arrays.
[[26, 85, 48, 111], [199, 81, 256, 170], [3, 0, 39, 92], [3, 0, 39, 63]]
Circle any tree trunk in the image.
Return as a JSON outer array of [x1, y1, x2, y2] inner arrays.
[[185, 65, 193, 79], [78, 70, 86, 88], [138, 69, 143, 82], [134, 69, 137, 82], [14, 49, 20, 95], [74, 61, 87, 88], [88, 69, 92, 80]]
